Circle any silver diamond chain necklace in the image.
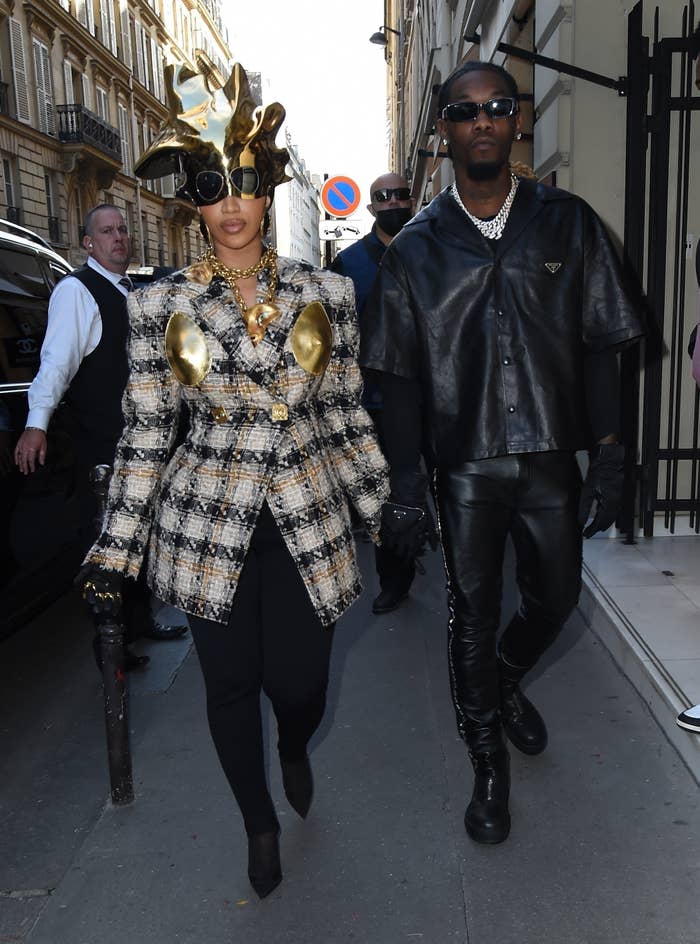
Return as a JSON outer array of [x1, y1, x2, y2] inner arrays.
[[451, 173, 519, 240]]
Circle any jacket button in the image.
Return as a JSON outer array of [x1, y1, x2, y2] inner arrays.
[[503, 357, 511, 365], [508, 405, 516, 413]]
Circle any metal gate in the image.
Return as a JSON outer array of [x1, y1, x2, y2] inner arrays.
[[621, 0, 700, 537]]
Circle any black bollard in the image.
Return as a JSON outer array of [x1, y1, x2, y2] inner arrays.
[[98, 615, 133, 804], [89, 464, 134, 806]]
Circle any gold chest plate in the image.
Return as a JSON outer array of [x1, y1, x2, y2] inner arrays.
[[290, 301, 332, 376], [164, 311, 212, 387]]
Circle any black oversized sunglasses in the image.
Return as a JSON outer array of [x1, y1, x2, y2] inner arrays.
[[440, 97, 519, 123], [372, 186, 411, 203], [194, 166, 260, 203]]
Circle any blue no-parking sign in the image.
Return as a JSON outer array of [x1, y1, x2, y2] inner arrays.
[[321, 176, 361, 218]]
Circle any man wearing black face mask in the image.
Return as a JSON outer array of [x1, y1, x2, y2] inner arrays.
[[331, 173, 415, 615]]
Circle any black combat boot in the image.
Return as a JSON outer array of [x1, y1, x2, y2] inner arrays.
[[464, 749, 511, 844], [498, 652, 548, 755]]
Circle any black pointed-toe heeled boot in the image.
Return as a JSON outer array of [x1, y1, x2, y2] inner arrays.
[[464, 749, 511, 844], [280, 754, 313, 819], [498, 654, 548, 755], [247, 831, 282, 899]]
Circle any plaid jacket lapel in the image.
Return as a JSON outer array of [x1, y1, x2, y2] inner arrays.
[[188, 277, 266, 383], [183, 257, 312, 389], [252, 258, 308, 382]]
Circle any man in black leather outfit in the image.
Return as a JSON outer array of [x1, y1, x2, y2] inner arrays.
[[361, 62, 643, 844]]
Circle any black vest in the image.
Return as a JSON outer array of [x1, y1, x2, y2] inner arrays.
[[61, 266, 129, 465]]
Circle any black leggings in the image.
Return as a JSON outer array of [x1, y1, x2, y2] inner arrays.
[[188, 503, 334, 837]]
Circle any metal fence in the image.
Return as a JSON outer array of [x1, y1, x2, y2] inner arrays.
[[620, 0, 700, 536]]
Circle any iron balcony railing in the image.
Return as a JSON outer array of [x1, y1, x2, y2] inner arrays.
[[56, 105, 121, 163]]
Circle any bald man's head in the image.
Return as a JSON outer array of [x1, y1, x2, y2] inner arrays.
[[368, 172, 413, 244]]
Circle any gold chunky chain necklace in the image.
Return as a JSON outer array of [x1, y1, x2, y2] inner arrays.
[[205, 245, 280, 345]]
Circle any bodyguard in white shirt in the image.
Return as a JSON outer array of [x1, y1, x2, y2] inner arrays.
[[15, 205, 132, 473]]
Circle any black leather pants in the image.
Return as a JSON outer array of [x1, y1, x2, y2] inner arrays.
[[434, 452, 583, 753]]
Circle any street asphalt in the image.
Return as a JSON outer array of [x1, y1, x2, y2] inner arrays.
[[1, 541, 698, 944]]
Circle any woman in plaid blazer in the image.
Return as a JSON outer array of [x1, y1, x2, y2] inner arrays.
[[78, 64, 388, 898]]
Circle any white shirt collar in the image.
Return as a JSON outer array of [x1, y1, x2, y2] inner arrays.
[[87, 256, 129, 289]]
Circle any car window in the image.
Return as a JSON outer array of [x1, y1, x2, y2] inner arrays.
[[44, 259, 71, 289], [0, 244, 50, 300]]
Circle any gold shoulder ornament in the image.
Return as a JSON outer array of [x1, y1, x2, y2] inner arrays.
[[291, 302, 333, 376], [165, 311, 212, 386]]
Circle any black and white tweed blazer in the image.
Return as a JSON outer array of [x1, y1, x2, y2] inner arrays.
[[85, 255, 389, 626]]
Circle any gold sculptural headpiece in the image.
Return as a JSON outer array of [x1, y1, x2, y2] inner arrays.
[[134, 61, 290, 203]]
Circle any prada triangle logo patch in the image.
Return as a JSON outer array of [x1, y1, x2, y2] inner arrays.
[[545, 262, 562, 273]]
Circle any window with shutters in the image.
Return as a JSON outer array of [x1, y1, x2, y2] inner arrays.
[[134, 21, 145, 85], [157, 48, 166, 104], [44, 174, 54, 216], [162, 0, 174, 38], [8, 18, 31, 124], [3, 157, 18, 210], [161, 172, 175, 199], [119, 1, 132, 69], [77, 0, 96, 35], [100, 0, 117, 56], [141, 211, 149, 264], [95, 84, 108, 121], [118, 102, 132, 176], [80, 73, 91, 109], [140, 122, 150, 190], [150, 36, 159, 99], [141, 29, 152, 91], [32, 38, 55, 135], [45, 172, 61, 242], [63, 59, 75, 105]]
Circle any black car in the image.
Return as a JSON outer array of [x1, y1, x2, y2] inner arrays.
[[0, 244, 178, 638], [0, 222, 78, 637]]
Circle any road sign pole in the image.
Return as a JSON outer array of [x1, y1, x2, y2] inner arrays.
[[322, 172, 331, 267]]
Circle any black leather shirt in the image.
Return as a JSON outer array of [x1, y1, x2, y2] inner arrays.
[[360, 180, 644, 467]]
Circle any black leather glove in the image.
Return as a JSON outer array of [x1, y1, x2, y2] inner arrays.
[[577, 443, 625, 538], [75, 564, 124, 621], [380, 500, 439, 559]]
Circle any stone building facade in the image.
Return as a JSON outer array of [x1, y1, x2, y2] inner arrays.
[[0, 0, 232, 266], [272, 131, 322, 267]]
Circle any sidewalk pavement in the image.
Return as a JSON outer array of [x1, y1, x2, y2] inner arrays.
[[582, 531, 700, 781], [1, 540, 698, 944]]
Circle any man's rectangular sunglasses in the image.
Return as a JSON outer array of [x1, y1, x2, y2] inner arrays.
[[372, 186, 411, 203], [440, 97, 519, 123]]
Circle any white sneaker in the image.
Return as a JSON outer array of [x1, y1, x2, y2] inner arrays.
[[676, 704, 700, 732]]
